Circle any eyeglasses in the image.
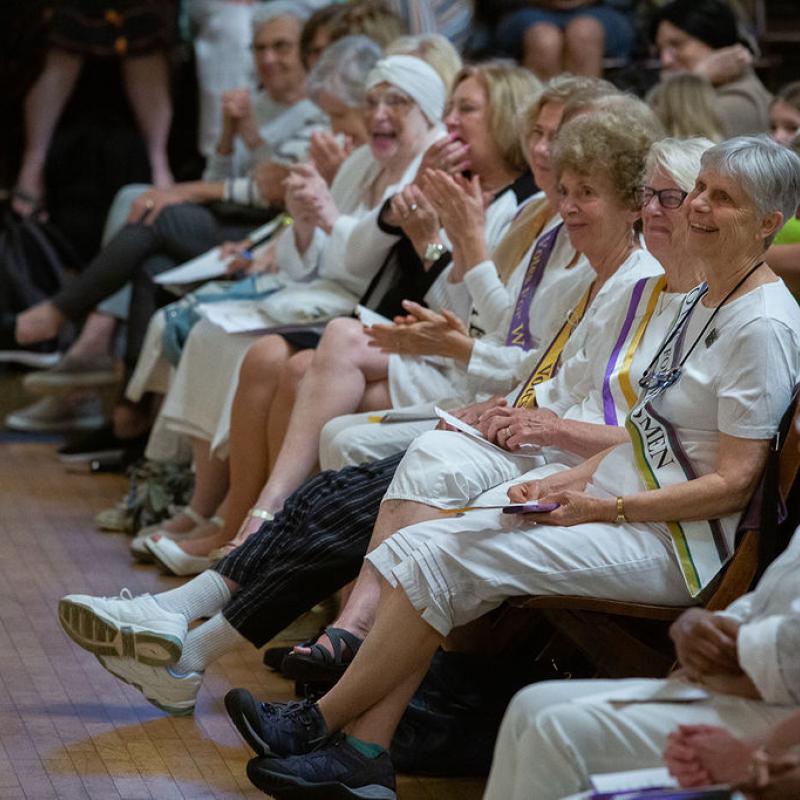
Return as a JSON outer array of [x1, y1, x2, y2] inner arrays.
[[252, 40, 295, 56], [639, 186, 688, 210], [365, 91, 413, 114]]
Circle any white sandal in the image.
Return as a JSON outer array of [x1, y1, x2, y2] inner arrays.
[[129, 506, 209, 562], [144, 516, 225, 577]]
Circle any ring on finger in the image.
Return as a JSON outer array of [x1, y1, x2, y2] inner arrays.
[[409, 203, 418, 212], [144, 199, 155, 210]]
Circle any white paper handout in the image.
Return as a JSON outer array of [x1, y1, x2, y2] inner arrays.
[[434, 406, 542, 459], [590, 767, 677, 793], [154, 216, 286, 286], [573, 679, 711, 706]]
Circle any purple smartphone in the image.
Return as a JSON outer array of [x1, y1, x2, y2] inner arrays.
[[502, 502, 560, 514]]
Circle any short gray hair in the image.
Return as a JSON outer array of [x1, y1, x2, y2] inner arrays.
[[252, 1, 310, 35], [701, 135, 800, 246], [307, 36, 382, 108], [645, 137, 715, 193]]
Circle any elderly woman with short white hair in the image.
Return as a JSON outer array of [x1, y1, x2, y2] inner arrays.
[[224, 135, 800, 800]]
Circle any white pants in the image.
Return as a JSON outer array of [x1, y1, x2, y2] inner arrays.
[[484, 679, 795, 800], [319, 411, 437, 471], [384, 429, 544, 509], [367, 491, 692, 637], [150, 318, 259, 460]]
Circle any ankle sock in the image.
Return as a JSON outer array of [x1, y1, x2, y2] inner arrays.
[[175, 612, 246, 673], [346, 735, 385, 759], [155, 570, 231, 622]]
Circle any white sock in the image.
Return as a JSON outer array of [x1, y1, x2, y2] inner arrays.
[[154, 570, 231, 622], [175, 612, 246, 674]]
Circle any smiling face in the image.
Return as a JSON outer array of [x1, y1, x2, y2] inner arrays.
[[444, 76, 501, 177], [525, 101, 565, 205], [252, 16, 306, 101], [364, 81, 430, 166], [685, 167, 780, 262], [317, 90, 368, 145], [655, 20, 714, 76], [770, 99, 800, 147], [641, 166, 691, 265], [558, 168, 638, 264]]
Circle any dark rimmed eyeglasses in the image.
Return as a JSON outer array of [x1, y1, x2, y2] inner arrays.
[[639, 186, 688, 210]]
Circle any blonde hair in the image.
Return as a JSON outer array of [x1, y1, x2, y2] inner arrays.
[[519, 75, 618, 142], [327, 0, 406, 49], [649, 73, 725, 142], [554, 102, 662, 210], [386, 33, 462, 92], [452, 62, 542, 174]]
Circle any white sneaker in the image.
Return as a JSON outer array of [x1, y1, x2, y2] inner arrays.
[[99, 655, 202, 716], [5, 395, 105, 432], [58, 588, 187, 665]]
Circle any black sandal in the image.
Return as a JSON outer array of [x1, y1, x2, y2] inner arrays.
[[280, 626, 363, 684]]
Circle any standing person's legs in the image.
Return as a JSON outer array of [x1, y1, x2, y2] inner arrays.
[[121, 52, 174, 188], [13, 47, 83, 215]]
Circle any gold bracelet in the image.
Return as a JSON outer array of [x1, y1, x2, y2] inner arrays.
[[248, 507, 273, 521], [615, 496, 627, 524]]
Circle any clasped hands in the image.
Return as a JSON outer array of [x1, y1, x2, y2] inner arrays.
[[661, 608, 775, 792]]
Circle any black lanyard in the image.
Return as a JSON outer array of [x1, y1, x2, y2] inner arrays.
[[639, 261, 765, 393]]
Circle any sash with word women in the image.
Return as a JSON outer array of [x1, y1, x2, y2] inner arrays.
[[626, 284, 731, 597]]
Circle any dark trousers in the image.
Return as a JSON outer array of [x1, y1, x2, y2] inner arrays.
[[216, 451, 405, 647], [53, 202, 253, 369]]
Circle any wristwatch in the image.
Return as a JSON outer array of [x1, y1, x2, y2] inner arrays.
[[424, 241, 446, 262]]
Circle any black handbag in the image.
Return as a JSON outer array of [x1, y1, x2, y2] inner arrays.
[[0, 211, 83, 315]]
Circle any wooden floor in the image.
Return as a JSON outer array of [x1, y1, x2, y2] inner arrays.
[[0, 442, 487, 799]]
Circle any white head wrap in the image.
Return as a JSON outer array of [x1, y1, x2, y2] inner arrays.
[[365, 55, 446, 124]]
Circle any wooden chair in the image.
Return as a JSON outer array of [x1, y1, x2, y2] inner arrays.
[[507, 395, 800, 680]]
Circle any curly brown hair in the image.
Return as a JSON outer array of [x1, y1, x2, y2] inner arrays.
[[553, 99, 663, 210]]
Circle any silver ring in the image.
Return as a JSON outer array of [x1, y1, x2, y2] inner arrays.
[[409, 203, 418, 212]]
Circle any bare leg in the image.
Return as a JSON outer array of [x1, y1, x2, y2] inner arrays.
[[254, 318, 391, 513], [265, 349, 315, 472], [64, 312, 117, 359], [296, 499, 446, 654], [15, 301, 65, 344], [121, 52, 174, 188], [563, 16, 605, 77], [318, 582, 443, 745], [149, 436, 229, 540], [14, 47, 83, 214], [218, 335, 296, 542], [521, 23, 564, 80]]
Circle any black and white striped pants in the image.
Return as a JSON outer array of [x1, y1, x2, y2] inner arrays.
[[215, 451, 404, 647]]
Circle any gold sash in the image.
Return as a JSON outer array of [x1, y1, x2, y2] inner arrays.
[[513, 282, 593, 409]]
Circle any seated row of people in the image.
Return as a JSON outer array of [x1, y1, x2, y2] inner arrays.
[[53, 38, 800, 799]]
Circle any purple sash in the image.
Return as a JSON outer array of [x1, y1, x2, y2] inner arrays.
[[505, 222, 563, 349]]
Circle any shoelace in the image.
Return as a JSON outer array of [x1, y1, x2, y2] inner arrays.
[[117, 588, 134, 601]]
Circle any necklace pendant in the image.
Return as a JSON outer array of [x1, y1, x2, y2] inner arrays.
[[705, 328, 718, 348]]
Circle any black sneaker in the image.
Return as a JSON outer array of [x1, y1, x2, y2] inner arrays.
[[224, 689, 329, 757], [263, 645, 292, 672], [58, 424, 147, 465], [246, 735, 396, 799]]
